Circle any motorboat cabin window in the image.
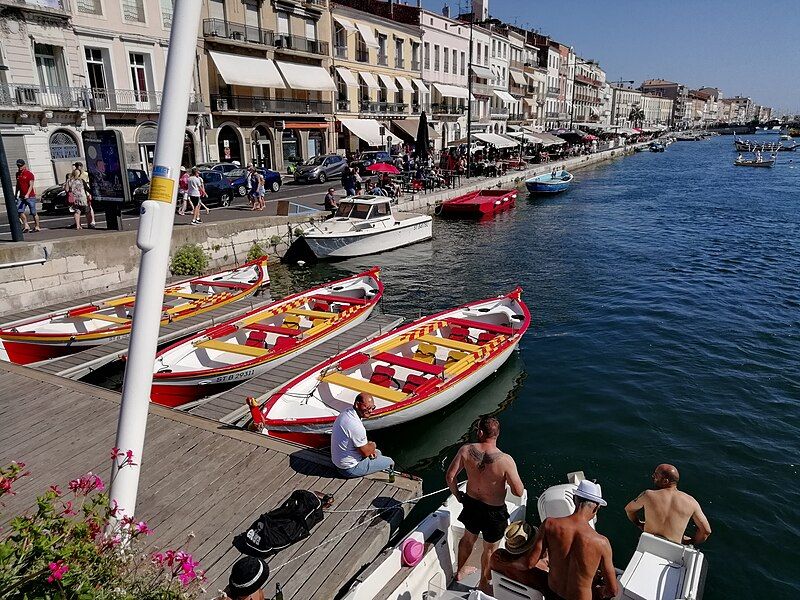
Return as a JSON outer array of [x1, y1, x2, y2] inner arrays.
[[335, 201, 354, 218], [372, 202, 391, 217], [335, 201, 371, 219]]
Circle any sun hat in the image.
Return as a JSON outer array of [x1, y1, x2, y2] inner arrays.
[[573, 480, 607, 507], [503, 521, 537, 554], [180, 166, 187, 172], [401, 538, 424, 567], [228, 555, 269, 598]]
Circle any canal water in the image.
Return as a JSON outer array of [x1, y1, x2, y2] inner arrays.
[[266, 133, 800, 599]]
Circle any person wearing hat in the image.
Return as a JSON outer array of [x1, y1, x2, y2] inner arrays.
[[489, 521, 551, 593], [523, 480, 618, 600], [15, 159, 41, 232], [624, 463, 711, 545], [224, 555, 269, 600]]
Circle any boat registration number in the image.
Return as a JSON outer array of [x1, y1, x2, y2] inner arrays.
[[213, 369, 255, 384]]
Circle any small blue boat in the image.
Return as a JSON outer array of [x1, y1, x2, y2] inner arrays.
[[525, 170, 574, 194]]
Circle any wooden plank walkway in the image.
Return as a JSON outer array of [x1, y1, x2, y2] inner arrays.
[[185, 313, 404, 424], [28, 293, 274, 379], [0, 361, 422, 599]]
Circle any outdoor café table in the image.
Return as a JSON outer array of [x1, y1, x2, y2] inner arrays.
[[442, 170, 462, 188]]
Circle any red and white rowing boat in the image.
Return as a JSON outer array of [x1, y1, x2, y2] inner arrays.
[[438, 189, 517, 219], [259, 289, 529, 437], [0, 258, 269, 365], [150, 268, 383, 407]]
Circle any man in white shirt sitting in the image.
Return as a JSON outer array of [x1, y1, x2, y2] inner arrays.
[[331, 393, 394, 478]]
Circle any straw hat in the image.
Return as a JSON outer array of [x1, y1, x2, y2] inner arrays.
[[503, 521, 537, 555]]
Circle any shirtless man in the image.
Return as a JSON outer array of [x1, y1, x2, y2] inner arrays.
[[624, 463, 711, 545], [526, 480, 618, 600], [445, 416, 525, 593]]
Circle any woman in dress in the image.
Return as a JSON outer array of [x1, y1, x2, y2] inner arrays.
[[65, 168, 91, 230]]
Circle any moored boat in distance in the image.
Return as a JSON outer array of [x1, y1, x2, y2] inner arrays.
[[150, 268, 383, 407], [525, 169, 574, 194], [438, 189, 517, 219], [298, 196, 432, 259], [734, 138, 797, 152], [734, 153, 776, 168], [259, 289, 530, 437], [0, 258, 269, 365], [343, 471, 707, 600]]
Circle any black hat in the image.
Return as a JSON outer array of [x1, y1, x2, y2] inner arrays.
[[16, 159, 25, 166], [228, 556, 269, 598]]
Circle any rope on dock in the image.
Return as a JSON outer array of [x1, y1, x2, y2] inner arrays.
[[322, 486, 450, 513]]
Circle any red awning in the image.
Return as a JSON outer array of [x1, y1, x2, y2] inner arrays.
[[284, 122, 330, 130]]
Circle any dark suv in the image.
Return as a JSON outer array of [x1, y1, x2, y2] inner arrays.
[[41, 168, 149, 213], [351, 151, 393, 174]]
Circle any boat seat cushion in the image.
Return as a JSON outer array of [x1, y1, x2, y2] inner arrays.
[[446, 318, 514, 336], [272, 336, 297, 353], [402, 374, 430, 394], [372, 352, 445, 376], [369, 365, 396, 388], [449, 327, 471, 343], [478, 332, 497, 345], [312, 300, 331, 312], [445, 351, 469, 368], [283, 315, 302, 329], [312, 293, 368, 306], [413, 342, 439, 365], [245, 331, 268, 348]]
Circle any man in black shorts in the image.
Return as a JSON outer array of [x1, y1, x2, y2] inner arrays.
[[446, 416, 525, 593]]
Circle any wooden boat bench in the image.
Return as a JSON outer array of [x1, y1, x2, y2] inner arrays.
[[321, 372, 407, 402], [244, 323, 302, 337], [418, 334, 481, 353], [78, 313, 131, 324], [311, 294, 368, 306], [446, 318, 514, 336], [285, 308, 337, 320], [194, 339, 268, 357], [372, 352, 445, 376]]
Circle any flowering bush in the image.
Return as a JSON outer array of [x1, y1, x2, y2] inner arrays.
[[0, 457, 205, 599]]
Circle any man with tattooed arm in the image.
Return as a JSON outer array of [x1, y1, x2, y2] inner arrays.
[[446, 416, 525, 594]]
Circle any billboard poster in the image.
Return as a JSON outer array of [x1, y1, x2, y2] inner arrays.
[[81, 130, 130, 204]]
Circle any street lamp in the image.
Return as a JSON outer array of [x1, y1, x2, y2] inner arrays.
[[465, 13, 501, 178]]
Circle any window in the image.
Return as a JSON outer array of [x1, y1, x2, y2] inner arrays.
[[433, 44, 439, 71], [452, 49, 457, 74], [443, 47, 448, 72], [460, 51, 465, 75], [395, 38, 403, 61], [121, 0, 145, 22], [85, 48, 107, 90], [424, 42, 430, 69], [491, 40, 495, 57], [305, 18, 316, 40], [276, 12, 289, 35], [49, 131, 80, 160], [77, 0, 102, 15], [129, 52, 148, 101], [244, 0, 260, 29], [208, 0, 225, 20], [160, 0, 173, 28], [35, 44, 66, 89], [377, 34, 387, 64]]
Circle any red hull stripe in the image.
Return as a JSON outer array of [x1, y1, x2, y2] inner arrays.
[[193, 280, 250, 289], [446, 318, 514, 335]]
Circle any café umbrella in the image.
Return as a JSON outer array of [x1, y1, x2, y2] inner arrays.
[[414, 110, 430, 162], [366, 163, 400, 175]]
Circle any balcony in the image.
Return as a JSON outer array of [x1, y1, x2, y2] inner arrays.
[[508, 113, 524, 122], [395, 58, 405, 69], [574, 73, 601, 87], [489, 106, 509, 119], [547, 86, 560, 96], [472, 83, 493, 97], [509, 59, 524, 70], [203, 18, 274, 47], [212, 94, 331, 114], [546, 110, 559, 118], [0, 0, 69, 18], [411, 103, 429, 114], [430, 103, 464, 117], [337, 99, 350, 111], [377, 53, 388, 66], [274, 33, 328, 56], [359, 101, 407, 115], [334, 46, 348, 59], [0, 84, 86, 110], [411, 59, 422, 71]]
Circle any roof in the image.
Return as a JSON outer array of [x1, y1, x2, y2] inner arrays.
[[345, 195, 394, 205], [641, 79, 679, 87]]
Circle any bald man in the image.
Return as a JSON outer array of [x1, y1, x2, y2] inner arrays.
[[624, 464, 711, 545]]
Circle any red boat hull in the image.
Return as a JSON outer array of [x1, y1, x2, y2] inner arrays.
[[0, 339, 86, 365], [439, 189, 517, 219], [150, 381, 232, 407]]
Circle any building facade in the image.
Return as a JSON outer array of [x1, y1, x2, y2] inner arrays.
[[610, 85, 643, 128], [571, 57, 605, 125], [640, 79, 689, 128]]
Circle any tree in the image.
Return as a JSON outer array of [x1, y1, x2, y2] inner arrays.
[[629, 106, 646, 128]]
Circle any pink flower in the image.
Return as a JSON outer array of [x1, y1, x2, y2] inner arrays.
[[151, 552, 165, 566], [111, 447, 122, 460], [109, 500, 120, 518], [0, 478, 12, 495], [125, 449, 135, 462], [47, 560, 69, 583], [61, 501, 76, 516], [68, 472, 105, 496], [135, 521, 153, 535], [49, 485, 62, 496], [178, 570, 198, 586]]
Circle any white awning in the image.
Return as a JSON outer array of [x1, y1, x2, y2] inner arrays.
[[433, 82, 470, 100], [355, 22, 379, 49], [338, 118, 384, 147], [510, 70, 527, 86], [335, 66, 359, 88], [378, 73, 398, 93], [473, 132, 519, 148], [276, 61, 336, 92], [524, 98, 536, 108], [493, 90, 517, 104], [333, 15, 356, 32], [413, 79, 430, 95], [506, 130, 544, 144], [209, 51, 285, 89], [358, 71, 380, 91], [395, 76, 415, 93], [471, 64, 495, 79], [536, 132, 567, 146]]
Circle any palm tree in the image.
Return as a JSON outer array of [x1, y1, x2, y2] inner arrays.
[[629, 106, 646, 128]]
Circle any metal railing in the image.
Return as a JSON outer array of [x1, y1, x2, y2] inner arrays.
[[6, 0, 67, 12], [337, 99, 350, 111], [489, 106, 510, 118], [0, 84, 85, 109], [509, 59, 524, 70], [203, 18, 274, 46], [472, 83, 493, 97], [547, 86, 560, 95], [274, 33, 329, 56], [359, 101, 407, 114], [430, 103, 464, 116], [212, 94, 331, 114], [507, 113, 524, 121], [89, 88, 204, 112]]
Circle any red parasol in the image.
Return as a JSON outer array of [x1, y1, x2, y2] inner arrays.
[[366, 163, 400, 175]]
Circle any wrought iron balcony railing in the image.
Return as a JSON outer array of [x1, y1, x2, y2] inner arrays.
[[203, 18, 274, 47], [212, 94, 331, 114], [359, 101, 407, 114]]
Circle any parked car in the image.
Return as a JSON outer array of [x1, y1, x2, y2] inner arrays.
[[41, 168, 150, 213], [285, 155, 302, 176], [350, 151, 393, 174], [293, 154, 348, 184], [226, 168, 282, 196], [132, 169, 234, 207], [194, 162, 240, 174]]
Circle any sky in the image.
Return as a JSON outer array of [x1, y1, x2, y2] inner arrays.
[[420, 0, 800, 114]]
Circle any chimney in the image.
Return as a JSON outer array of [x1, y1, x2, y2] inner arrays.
[[442, 3, 450, 17]]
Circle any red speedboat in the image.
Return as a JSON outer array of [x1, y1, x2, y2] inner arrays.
[[438, 189, 517, 219]]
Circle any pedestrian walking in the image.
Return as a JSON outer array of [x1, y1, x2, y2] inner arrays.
[[177, 166, 190, 215], [341, 166, 357, 197], [72, 162, 96, 228], [64, 168, 91, 229], [187, 167, 204, 224], [15, 159, 41, 232]]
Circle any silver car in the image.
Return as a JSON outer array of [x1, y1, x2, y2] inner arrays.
[[293, 154, 348, 184]]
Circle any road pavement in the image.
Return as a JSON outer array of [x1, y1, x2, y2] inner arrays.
[[0, 178, 336, 242]]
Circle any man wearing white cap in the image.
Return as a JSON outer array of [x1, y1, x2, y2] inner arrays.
[[526, 480, 618, 600]]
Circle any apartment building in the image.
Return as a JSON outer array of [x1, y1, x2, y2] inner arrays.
[[640, 79, 689, 128], [521, 36, 545, 130], [641, 93, 673, 127], [610, 85, 642, 128], [0, 0, 204, 187], [487, 24, 511, 134], [531, 35, 560, 129], [572, 57, 605, 125], [504, 28, 526, 128], [718, 95, 754, 124]]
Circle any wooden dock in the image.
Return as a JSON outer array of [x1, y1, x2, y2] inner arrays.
[[0, 361, 422, 599], [184, 313, 404, 424]]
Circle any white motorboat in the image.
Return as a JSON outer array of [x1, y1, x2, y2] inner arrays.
[[343, 472, 707, 600], [299, 195, 432, 259]]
